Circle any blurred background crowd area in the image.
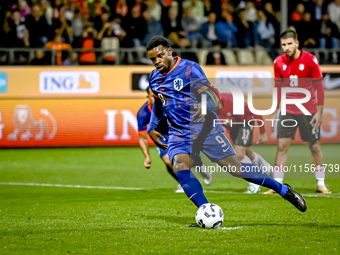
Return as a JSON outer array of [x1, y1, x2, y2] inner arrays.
[[0, 0, 339, 66]]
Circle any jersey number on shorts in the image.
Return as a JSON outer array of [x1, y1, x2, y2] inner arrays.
[[289, 75, 298, 87], [215, 135, 229, 152], [312, 128, 319, 139], [242, 128, 250, 145]]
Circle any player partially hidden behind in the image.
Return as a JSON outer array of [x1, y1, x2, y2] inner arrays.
[[265, 30, 331, 194], [137, 87, 211, 193], [146, 36, 307, 223], [217, 93, 273, 194]]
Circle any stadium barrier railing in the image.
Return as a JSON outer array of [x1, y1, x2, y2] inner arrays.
[[0, 47, 339, 66]]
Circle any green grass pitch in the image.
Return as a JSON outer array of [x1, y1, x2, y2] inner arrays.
[[1, 144, 340, 254]]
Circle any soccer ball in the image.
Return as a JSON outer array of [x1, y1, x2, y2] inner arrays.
[[195, 203, 224, 229]]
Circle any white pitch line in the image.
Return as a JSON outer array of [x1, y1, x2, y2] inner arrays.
[[0, 183, 339, 197], [0, 182, 147, 191], [302, 193, 340, 198], [204, 190, 340, 198], [219, 226, 244, 230], [204, 190, 241, 194]]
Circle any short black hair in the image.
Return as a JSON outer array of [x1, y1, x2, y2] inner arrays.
[[146, 36, 170, 51], [280, 30, 298, 40]]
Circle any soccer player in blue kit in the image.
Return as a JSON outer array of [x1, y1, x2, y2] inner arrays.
[[137, 86, 212, 193], [146, 36, 307, 222]]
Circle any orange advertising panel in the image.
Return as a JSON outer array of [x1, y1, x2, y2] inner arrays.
[[1, 65, 339, 99], [0, 66, 153, 99], [0, 97, 340, 147], [0, 99, 151, 147]]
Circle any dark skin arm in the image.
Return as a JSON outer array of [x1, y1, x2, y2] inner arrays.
[[149, 130, 167, 149], [192, 89, 223, 122], [148, 97, 167, 149]]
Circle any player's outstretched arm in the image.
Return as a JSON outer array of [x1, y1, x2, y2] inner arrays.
[[138, 133, 151, 168], [192, 91, 221, 122], [310, 105, 323, 130], [147, 97, 167, 149], [149, 130, 167, 149], [191, 103, 205, 122], [191, 63, 222, 121], [272, 58, 283, 132], [148, 96, 163, 131], [310, 60, 325, 130]]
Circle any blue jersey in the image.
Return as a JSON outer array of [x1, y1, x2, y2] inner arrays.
[[148, 57, 222, 142], [137, 101, 169, 135]]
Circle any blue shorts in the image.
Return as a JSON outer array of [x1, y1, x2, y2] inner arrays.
[[155, 135, 168, 159], [167, 132, 235, 164]]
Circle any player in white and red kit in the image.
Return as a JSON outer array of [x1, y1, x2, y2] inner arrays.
[[265, 30, 331, 194], [217, 93, 273, 193]]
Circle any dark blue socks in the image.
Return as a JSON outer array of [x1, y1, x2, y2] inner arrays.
[[240, 163, 288, 196], [176, 170, 208, 207]]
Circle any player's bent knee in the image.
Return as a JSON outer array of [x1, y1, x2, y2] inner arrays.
[[310, 143, 322, 155], [278, 143, 289, 153], [172, 153, 190, 173], [277, 138, 290, 153]]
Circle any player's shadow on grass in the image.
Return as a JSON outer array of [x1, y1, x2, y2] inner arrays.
[[140, 214, 340, 228], [230, 222, 340, 228], [140, 215, 340, 229]]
